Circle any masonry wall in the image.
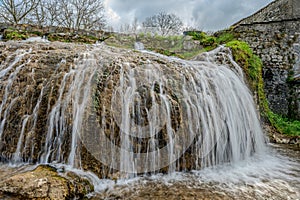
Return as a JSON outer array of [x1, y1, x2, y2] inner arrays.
[[234, 0, 299, 26], [234, 19, 300, 119], [292, 0, 300, 18]]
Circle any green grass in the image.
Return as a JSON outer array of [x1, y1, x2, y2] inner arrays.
[[178, 49, 206, 59], [216, 32, 235, 44], [268, 112, 300, 136], [185, 31, 235, 48]]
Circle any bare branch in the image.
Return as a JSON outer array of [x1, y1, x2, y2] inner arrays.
[[0, 0, 41, 24], [142, 12, 183, 36], [0, 0, 106, 30]]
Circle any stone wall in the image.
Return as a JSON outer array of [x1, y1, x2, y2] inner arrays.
[[0, 23, 110, 40], [233, 0, 300, 119], [234, 0, 300, 25]]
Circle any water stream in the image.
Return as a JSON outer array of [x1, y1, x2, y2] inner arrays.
[[0, 41, 299, 199]]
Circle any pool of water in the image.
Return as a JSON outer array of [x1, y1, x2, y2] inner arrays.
[[0, 143, 299, 200], [90, 143, 300, 199]]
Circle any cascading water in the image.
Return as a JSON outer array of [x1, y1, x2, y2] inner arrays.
[[0, 41, 265, 173], [0, 41, 298, 199], [134, 42, 145, 50]]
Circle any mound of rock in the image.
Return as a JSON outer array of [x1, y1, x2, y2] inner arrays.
[[0, 165, 93, 200]]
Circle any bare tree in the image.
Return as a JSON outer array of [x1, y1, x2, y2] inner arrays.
[[142, 12, 183, 36], [54, 0, 106, 30], [27, 0, 65, 27], [119, 23, 131, 33], [0, 0, 41, 24], [0, 0, 106, 30], [27, 0, 48, 26], [131, 17, 138, 33], [43, 0, 62, 27], [118, 18, 139, 34]]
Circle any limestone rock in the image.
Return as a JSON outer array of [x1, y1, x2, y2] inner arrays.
[[0, 165, 93, 200]]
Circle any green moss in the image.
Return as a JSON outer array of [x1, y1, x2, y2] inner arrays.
[[4, 30, 29, 40], [216, 32, 235, 44], [226, 40, 260, 82], [86, 35, 99, 41], [186, 30, 234, 51], [36, 164, 58, 172], [286, 70, 295, 82], [185, 31, 206, 40], [154, 34, 165, 40], [139, 32, 145, 38]]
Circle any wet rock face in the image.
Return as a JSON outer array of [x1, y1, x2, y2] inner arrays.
[[0, 41, 192, 177], [0, 41, 84, 163], [0, 41, 264, 180], [0, 41, 187, 177], [0, 165, 93, 200]]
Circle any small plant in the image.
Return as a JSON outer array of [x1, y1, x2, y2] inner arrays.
[[186, 31, 218, 48], [4, 30, 28, 40], [268, 112, 300, 136], [201, 36, 217, 47], [216, 32, 235, 44], [185, 31, 205, 40], [139, 33, 145, 38]]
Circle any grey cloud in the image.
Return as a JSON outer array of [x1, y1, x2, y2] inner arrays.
[[106, 0, 273, 31]]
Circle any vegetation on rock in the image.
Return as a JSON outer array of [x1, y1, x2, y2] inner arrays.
[[0, 24, 298, 136], [3, 29, 29, 40], [185, 30, 235, 50], [226, 40, 261, 82], [104, 29, 299, 136], [1, 27, 102, 44], [225, 40, 300, 136]]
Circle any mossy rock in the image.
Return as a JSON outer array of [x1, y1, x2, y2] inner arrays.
[[3, 29, 29, 40]]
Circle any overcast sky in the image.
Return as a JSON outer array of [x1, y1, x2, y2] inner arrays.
[[103, 0, 274, 31]]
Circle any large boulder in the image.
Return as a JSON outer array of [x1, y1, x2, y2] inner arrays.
[[0, 165, 93, 200]]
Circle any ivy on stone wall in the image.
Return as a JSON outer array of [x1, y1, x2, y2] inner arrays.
[[226, 40, 300, 136]]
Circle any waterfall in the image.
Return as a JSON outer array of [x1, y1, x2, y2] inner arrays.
[[39, 52, 98, 167], [0, 42, 266, 178], [0, 49, 32, 140], [134, 42, 145, 50]]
